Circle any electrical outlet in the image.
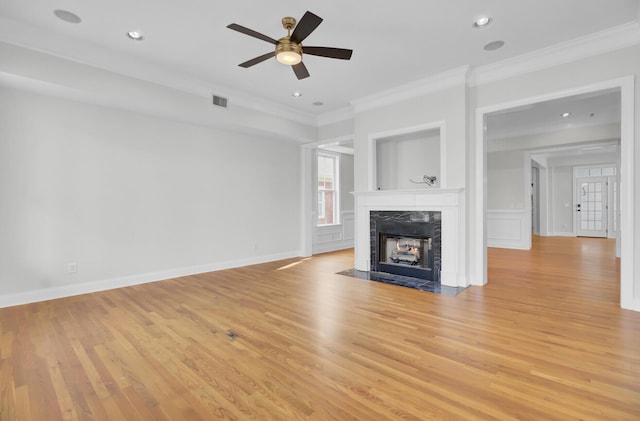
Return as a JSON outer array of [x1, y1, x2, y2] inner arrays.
[[68, 262, 78, 273]]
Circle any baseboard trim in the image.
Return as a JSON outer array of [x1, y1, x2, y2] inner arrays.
[[0, 250, 301, 309], [312, 240, 354, 254]]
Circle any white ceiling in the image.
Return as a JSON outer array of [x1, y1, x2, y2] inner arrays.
[[1, 0, 639, 118]]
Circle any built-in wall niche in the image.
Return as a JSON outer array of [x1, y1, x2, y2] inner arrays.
[[374, 126, 441, 191]]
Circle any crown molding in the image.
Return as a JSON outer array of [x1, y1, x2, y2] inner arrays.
[[469, 22, 640, 87], [316, 105, 354, 126], [350, 66, 470, 114], [0, 17, 317, 127]]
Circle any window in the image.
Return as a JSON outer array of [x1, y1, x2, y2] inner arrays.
[[576, 166, 616, 177], [317, 153, 339, 225]]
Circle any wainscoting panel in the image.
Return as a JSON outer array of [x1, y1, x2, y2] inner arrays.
[[313, 210, 355, 254], [487, 210, 530, 250]]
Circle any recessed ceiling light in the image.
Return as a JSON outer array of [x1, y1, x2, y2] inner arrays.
[[127, 31, 144, 41], [483, 40, 504, 51], [292, 91, 302, 97], [53, 9, 82, 24], [561, 112, 571, 118], [473, 16, 492, 28]]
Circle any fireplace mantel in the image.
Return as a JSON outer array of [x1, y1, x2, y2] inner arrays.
[[353, 188, 465, 287]]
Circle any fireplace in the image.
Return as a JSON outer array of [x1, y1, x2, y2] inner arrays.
[[370, 211, 441, 281]]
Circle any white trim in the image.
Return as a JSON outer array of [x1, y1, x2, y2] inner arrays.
[[522, 153, 533, 249], [474, 106, 488, 285], [440, 123, 448, 189], [317, 106, 355, 126], [0, 251, 301, 309], [316, 151, 341, 225], [619, 75, 635, 310], [354, 188, 465, 287], [313, 240, 354, 254], [351, 66, 469, 113], [469, 22, 640, 87], [475, 76, 635, 311], [313, 210, 355, 253], [550, 232, 576, 237], [300, 145, 313, 257], [301, 136, 355, 258], [632, 298, 640, 312], [308, 135, 355, 149], [487, 210, 529, 250]]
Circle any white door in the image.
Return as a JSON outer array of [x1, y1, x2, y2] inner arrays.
[[576, 177, 608, 237]]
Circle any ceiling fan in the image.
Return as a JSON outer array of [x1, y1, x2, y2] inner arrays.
[[227, 11, 353, 80]]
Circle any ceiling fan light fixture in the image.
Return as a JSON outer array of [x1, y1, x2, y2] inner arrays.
[[277, 51, 302, 65], [276, 38, 302, 65]]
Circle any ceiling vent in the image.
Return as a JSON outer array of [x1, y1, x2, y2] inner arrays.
[[212, 94, 228, 108]]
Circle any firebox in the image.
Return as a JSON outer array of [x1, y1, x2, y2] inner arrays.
[[370, 211, 441, 282]]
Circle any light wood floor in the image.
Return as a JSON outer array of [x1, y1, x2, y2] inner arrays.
[[1, 236, 639, 420]]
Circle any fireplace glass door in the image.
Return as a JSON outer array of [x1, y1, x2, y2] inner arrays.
[[380, 235, 431, 269]]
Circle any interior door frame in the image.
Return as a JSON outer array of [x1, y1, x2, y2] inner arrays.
[[299, 135, 354, 257], [474, 75, 635, 311]]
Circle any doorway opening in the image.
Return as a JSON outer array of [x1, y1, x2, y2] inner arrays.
[[475, 76, 634, 310]]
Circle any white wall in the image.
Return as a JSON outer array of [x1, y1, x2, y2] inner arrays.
[[487, 150, 526, 209], [0, 42, 318, 143], [376, 130, 440, 190], [550, 166, 575, 235], [0, 87, 301, 303], [340, 153, 355, 212], [354, 82, 467, 192]]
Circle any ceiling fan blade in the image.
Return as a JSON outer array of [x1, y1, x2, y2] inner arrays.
[[239, 51, 275, 68], [303, 46, 353, 60], [292, 62, 310, 80], [290, 11, 323, 44], [227, 23, 278, 45]]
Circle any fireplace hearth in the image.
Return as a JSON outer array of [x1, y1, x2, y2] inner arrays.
[[370, 211, 441, 282]]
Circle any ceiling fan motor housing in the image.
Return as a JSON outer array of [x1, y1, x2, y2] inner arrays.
[[276, 37, 302, 64]]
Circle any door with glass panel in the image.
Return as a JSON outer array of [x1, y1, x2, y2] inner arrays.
[[576, 177, 607, 237]]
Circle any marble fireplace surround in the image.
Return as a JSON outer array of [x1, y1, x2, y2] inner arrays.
[[354, 188, 465, 287], [371, 210, 441, 281]]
